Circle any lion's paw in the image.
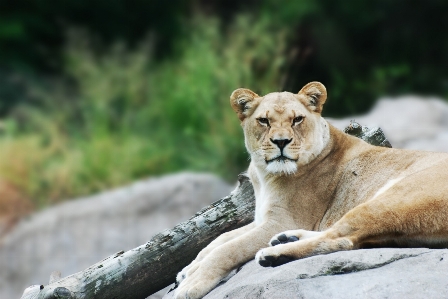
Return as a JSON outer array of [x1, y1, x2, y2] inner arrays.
[[255, 247, 294, 267], [269, 229, 322, 246], [174, 283, 203, 299], [269, 233, 299, 246], [176, 268, 187, 286], [174, 261, 224, 299], [174, 276, 219, 299], [176, 262, 196, 285]]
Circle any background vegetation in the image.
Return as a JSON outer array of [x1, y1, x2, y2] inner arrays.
[[1, 0, 448, 208]]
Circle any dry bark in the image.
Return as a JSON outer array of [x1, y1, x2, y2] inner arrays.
[[20, 122, 390, 299], [20, 174, 255, 299]]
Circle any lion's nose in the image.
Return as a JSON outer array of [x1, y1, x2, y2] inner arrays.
[[270, 138, 292, 150]]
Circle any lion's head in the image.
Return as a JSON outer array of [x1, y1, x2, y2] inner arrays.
[[230, 82, 330, 175]]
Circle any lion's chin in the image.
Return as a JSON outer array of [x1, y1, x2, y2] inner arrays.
[[265, 160, 298, 175]]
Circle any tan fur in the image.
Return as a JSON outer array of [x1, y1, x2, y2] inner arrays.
[[174, 82, 448, 299]]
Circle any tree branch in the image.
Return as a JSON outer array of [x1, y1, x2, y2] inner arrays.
[[21, 174, 255, 299]]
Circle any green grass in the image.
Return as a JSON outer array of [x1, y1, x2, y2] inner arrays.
[[0, 15, 287, 208]]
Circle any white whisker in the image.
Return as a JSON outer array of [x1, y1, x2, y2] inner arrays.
[[266, 160, 297, 175]]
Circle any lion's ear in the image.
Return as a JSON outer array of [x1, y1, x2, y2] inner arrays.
[[230, 88, 260, 121], [298, 82, 327, 114]]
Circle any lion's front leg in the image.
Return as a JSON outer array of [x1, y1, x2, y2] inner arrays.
[[176, 222, 255, 284], [257, 186, 448, 268], [174, 223, 281, 299], [256, 229, 353, 267]]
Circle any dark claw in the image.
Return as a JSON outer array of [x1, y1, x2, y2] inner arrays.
[[277, 234, 288, 242], [264, 255, 276, 262], [259, 255, 275, 267], [287, 236, 299, 242], [260, 255, 294, 267], [272, 255, 294, 267], [258, 259, 271, 267], [270, 239, 281, 246]]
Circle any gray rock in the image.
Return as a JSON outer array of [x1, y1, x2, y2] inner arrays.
[[328, 95, 448, 152], [164, 248, 448, 299], [0, 172, 232, 299]]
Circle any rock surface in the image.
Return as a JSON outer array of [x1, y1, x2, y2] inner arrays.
[[0, 172, 232, 299], [164, 248, 448, 299], [328, 95, 448, 152]]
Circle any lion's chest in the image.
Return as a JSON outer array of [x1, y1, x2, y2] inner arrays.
[[254, 186, 269, 225], [253, 182, 291, 225]]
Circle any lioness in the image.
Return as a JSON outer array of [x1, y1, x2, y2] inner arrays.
[[174, 82, 448, 299]]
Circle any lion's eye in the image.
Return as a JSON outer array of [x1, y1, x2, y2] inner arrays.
[[257, 118, 269, 126], [293, 116, 304, 126]]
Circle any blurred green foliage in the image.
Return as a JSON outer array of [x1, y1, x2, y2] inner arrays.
[[1, 0, 448, 206], [2, 0, 448, 115], [0, 15, 286, 206]]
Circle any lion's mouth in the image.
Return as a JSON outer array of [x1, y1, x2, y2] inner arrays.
[[265, 155, 298, 164]]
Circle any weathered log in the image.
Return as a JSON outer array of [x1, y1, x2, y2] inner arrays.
[[344, 121, 392, 148], [20, 122, 390, 299], [21, 174, 255, 299]]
